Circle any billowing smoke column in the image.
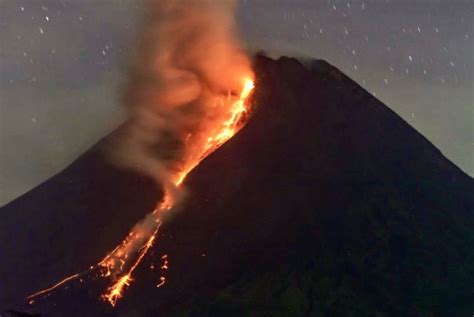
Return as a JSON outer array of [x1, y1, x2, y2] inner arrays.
[[108, 0, 253, 190], [28, 0, 254, 307]]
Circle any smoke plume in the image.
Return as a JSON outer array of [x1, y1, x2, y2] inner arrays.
[[106, 0, 253, 197]]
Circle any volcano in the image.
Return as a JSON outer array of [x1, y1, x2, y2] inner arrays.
[[1, 55, 473, 316]]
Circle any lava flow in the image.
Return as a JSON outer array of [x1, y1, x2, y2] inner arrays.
[[99, 77, 254, 306], [27, 77, 255, 307]]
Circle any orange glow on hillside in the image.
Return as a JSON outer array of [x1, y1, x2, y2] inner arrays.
[[100, 76, 254, 304], [26, 76, 255, 307]]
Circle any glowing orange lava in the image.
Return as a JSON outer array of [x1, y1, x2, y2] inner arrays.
[[101, 225, 160, 307], [27, 274, 81, 301], [27, 77, 254, 307], [101, 77, 254, 304]]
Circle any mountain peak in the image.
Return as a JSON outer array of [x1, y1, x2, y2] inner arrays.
[[2, 56, 473, 316]]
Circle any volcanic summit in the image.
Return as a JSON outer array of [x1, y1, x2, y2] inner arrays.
[[1, 55, 473, 316]]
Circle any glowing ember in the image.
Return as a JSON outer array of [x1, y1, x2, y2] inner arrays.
[[156, 277, 166, 288], [161, 254, 169, 270]]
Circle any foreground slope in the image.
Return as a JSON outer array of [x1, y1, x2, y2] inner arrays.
[[3, 55, 474, 316]]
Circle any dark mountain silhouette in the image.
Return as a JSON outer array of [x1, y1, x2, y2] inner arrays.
[[1, 55, 473, 316], [0, 130, 161, 308]]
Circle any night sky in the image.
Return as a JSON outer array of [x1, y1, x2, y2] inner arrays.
[[1, 0, 473, 205]]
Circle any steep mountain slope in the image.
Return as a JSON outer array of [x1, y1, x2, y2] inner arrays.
[[134, 55, 474, 317], [2, 55, 473, 316], [0, 136, 161, 308]]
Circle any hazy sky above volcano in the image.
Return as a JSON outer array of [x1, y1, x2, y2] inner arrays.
[[1, 0, 473, 205]]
